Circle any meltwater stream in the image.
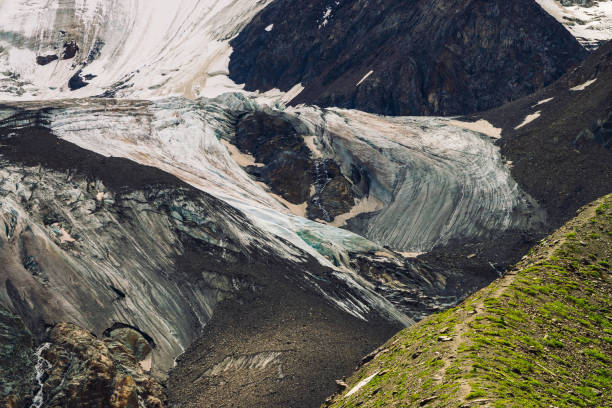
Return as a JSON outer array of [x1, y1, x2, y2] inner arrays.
[[30, 343, 51, 408]]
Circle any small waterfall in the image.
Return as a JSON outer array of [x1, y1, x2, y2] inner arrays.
[[30, 342, 52, 408], [312, 159, 332, 222]]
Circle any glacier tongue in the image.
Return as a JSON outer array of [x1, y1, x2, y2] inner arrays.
[[2, 94, 544, 259], [279, 106, 545, 252]]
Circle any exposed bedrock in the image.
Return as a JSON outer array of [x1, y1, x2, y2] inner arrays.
[[229, 0, 585, 116], [235, 111, 315, 204], [235, 112, 356, 221], [36, 323, 165, 408]]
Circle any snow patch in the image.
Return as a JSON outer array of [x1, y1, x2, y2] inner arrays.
[[535, 97, 554, 106], [344, 372, 379, 399], [356, 70, 374, 86], [570, 78, 597, 91], [139, 353, 153, 372], [448, 119, 502, 139], [221, 139, 265, 168], [319, 6, 333, 28], [257, 83, 305, 104], [303, 135, 323, 158], [331, 195, 384, 228], [515, 111, 542, 130]]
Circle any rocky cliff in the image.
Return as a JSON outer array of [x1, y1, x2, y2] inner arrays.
[[230, 0, 585, 116]]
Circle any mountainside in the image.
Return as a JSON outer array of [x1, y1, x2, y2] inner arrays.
[[0, 0, 275, 100], [0, 1, 610, 407], [229, 0, 585, 116], [325, 193, 611, 408], [476, 39, 612, 228]]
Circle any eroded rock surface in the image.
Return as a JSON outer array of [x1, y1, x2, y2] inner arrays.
[[39, 323, 165, 408]]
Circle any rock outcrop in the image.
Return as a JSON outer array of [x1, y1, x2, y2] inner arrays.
[[230, 0, 585, 116], [38, 323, 165, 408]]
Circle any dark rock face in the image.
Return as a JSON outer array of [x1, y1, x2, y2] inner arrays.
[[62, 41, 79, 60], [235, 112, 356, 220], [236, 112, 313, 204], [68, 70, 89, 90], [107, 327, 154, 362], [230, 0, 586, 116], [308, 159, 355, 221], [574, 111, 612, 148], [478, 40, 612, 229]]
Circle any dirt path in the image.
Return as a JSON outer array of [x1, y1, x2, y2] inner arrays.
[[433, 204, 598, 404]]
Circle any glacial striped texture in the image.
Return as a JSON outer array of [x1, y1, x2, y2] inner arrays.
[[273, 107, 546, 251], [1, 95, 545, 255]]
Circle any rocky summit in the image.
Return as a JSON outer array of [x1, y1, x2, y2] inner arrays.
[[230, 0, 586, 116], [0, 0, 610, 407]]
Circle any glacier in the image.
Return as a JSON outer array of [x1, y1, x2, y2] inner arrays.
[[0, 0, 546, 380]]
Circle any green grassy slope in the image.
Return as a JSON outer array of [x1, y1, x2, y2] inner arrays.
[[325, 194, 612, 408]]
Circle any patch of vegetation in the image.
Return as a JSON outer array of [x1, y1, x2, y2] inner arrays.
[[325, 194, 611, 408]]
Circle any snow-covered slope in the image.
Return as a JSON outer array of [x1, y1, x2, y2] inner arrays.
[[536, 0, 612, 49], [0, 0, 273, 100]]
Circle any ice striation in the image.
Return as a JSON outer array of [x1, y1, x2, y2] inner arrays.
[[275, 107, 545, 252], [1, 94, 544, 255]]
